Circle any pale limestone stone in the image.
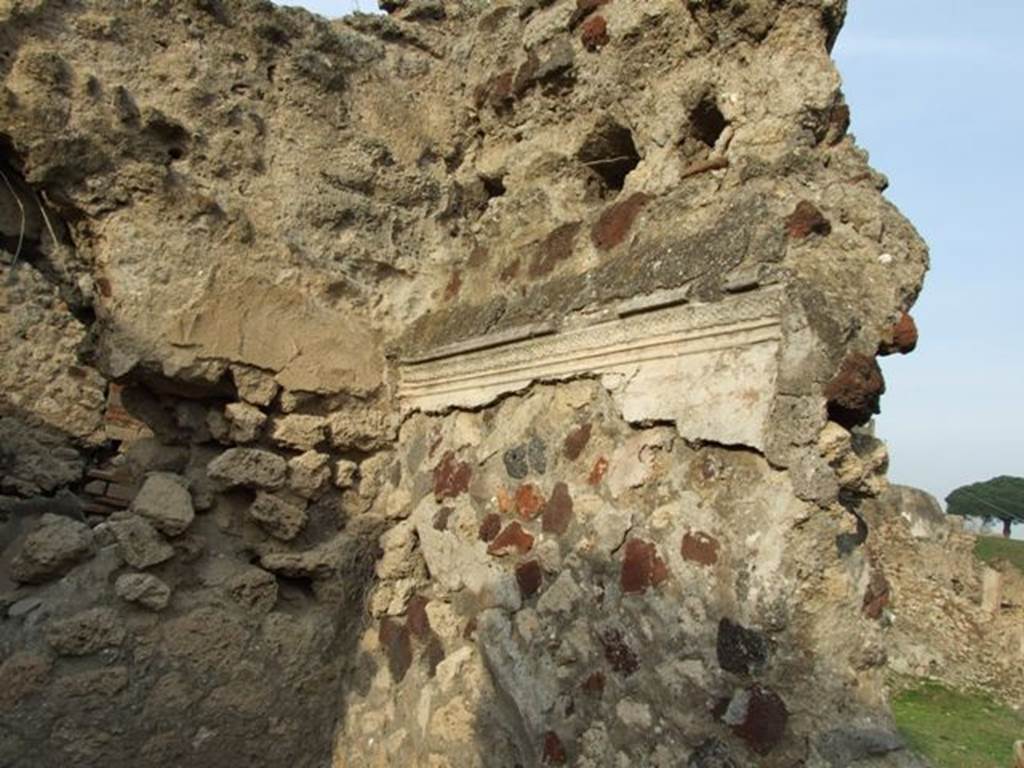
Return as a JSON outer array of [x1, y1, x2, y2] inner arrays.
[[208, 448, 287, 490], [334, 459, 359, 489], [270, 414, 328, 451], [424, 601, 461, 644], [248, 493, 308, 542], [412, 497, 520, 612], [477, 610, 558, 737], [435, 647, 474, 693], [982, 568, 1003, 617], [606, 429, 673, 498], [398, 291, 783, 450], [171, 280, 383, 397], [225, 401, 267, 443], [589, 502, 633, 553], [377, 521, 419, 580], [616, 699, 653, 729], [260, 534, 349, 579], [9, 515, 94, 584], [536, 571, 582, 615], [288, 450, 331, 499], [230, 365, 279, 407], [116, 572, 172, 611], [385, 578, 416, 616], [131, 472, 194, 536], [107, 515, 175, 570]]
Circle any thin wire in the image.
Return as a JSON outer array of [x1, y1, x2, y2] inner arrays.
[[0, 166, 25, 273], [958, 487, 1017, 519]]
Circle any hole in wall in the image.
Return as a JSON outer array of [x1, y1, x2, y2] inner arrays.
[[690, 96, 728, 149], [481, 173, 506, 200], [578, 119, 641, 195]]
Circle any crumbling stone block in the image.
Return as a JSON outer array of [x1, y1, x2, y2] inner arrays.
[[225, 401, 267, 443], [248, 492, 308, 542], [230, 365, 279, 407], [44, 608, 126, 657], [208, 448, 288, 490], [131, 472, 194, 536], [270, 414, 328, 450], [287, 450, 331, 499], [105, 514, 175, 569], [9, 514, 94, 584], [824, 353, 886, 428], [116, 572, 172, 611]]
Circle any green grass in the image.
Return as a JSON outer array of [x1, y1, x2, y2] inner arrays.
[[975, 535, 1024, 573], [892, 681, 1024, 768]]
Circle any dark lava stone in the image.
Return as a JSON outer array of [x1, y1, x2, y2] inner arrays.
[[716, 618, 769, 675], [503, 445, 529, 479]]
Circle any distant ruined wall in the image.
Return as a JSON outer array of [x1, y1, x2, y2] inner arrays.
[[0, 0, 939, 766]]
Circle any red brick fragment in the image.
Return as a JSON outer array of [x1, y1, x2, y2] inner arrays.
[[862, 569, 890, 620], [681, 156, 729, 179], [563, 422, 592, 461], [516, 560, 544, 598], [488, 522, 535, 556], [541, 482, 574, 535], [379, 618, 412, 683], [681, 531, 720, 566], [479, 512, 503, 543], [824, 353, 886, 428], [591, 193, 650, 250], [543, 731, 568, 765], [530, 222, 581, 278], [443, 270, 462, 302], [581, 671, 606, 695], [581, 15, 609, 50], [827, 100, 851, 144], [588, 456, 609, 485], [730, 685, 789, 755], [488, 70, 515, 109], [878, 311, 918, 356], [785, 200, 831, 239], [499, 257, 521, 282], [433, 451, 472, 500], [621, 538, 669, 594], [406, 595, 431, 639], [515, 483, 545, 520]]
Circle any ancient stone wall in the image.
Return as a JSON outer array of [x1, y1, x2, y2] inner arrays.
[[0, 0, 945, 766]]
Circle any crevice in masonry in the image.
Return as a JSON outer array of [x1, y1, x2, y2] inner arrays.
[[835, 494, 869, 556], [679, 93, 730, 165], [578, 119, 641, 196], [0, 136, 95, 327]]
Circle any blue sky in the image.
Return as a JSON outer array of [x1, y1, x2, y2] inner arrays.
[[276, 0, 366, 14], [834, 1, 1023, 526], [278, 1, 1022, 523]]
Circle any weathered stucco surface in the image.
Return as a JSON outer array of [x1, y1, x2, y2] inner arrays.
[[0, 1, 1007, 767]]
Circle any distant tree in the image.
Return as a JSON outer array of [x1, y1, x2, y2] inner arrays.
[[946, 476, 1024, 538]]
